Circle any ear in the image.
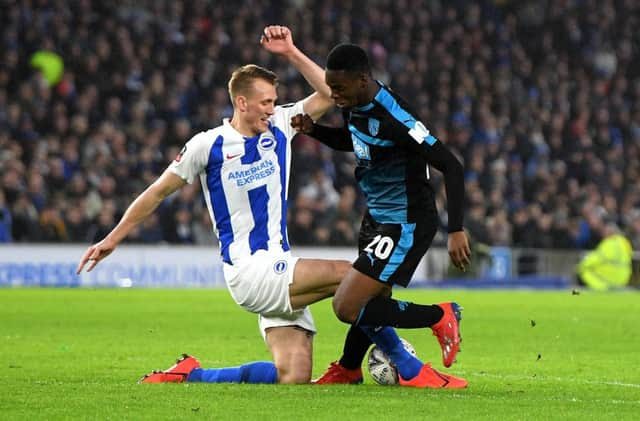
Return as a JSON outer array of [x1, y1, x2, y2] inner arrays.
[[236, 95, 248, 112], [357, 73, 369, 88]]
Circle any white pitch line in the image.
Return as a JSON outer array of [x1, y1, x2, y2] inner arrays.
[[457, 371, 640, 389]]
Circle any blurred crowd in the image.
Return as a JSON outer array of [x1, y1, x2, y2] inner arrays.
[[1, 0, 639, 251]]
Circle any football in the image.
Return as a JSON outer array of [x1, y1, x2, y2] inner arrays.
[[367, 338, 417, 385]]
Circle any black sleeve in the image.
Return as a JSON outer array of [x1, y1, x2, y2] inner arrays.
[[411, 140, 465, 233], [307, 124, 354, 152]]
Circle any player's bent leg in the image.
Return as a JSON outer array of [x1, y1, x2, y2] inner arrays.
[[289, 259, 351, 310], [265, 325, 313, 384], [314, 286, 395, 383], [332, 268, 390, 324]]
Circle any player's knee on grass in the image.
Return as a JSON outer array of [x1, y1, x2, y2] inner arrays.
[[266, 326, 313, 384], [276, 357, 312, 384], [273, 344, 312, 384]]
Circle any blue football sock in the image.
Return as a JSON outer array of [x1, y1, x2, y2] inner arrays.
[[360, 326, 423, 380], [187, 361, 278, 384]]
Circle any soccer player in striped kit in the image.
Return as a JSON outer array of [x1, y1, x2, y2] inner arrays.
[[77, 26, 351, 385]]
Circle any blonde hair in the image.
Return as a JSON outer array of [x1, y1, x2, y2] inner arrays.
[[228, 64, 278, 101]]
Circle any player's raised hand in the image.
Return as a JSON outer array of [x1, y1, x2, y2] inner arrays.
[[76, 238, 116, 274], [260, 25, 295, 55], [448, 230, 471, 272], [291, 113, 314, 133]]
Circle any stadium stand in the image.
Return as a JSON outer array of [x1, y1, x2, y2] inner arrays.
[[1, 0, 639, 251]]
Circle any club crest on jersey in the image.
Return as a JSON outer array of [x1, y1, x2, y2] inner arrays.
[[273, 260, 288, 274], [368, 118, 380, 136], [258, 135, 276, 151]]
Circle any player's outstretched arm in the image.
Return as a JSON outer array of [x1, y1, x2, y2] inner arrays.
[[260, 25, 332, 120], [76, 170, 186, 273]]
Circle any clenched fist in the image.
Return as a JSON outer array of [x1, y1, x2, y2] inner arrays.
[[291, 113, 314, 134]]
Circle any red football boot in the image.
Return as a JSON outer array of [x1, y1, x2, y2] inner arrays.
[[431, 302, 462, 367], [139, 354, 201, 384], [399, 363, 468, 389], [312, 361, 363, 385]]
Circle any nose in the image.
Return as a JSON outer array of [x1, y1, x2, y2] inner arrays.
[[266, 104, 275, 115]]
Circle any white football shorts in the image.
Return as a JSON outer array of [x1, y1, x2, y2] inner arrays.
[[222, 249, 316, 338]]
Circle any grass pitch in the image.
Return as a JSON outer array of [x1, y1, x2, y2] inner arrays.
[[0, 288, 638, 420]]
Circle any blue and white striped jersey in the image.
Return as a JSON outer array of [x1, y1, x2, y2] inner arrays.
[[168, 101, 304, 264]]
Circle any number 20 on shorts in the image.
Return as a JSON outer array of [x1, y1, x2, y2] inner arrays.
[[364, 235, 395, 259]]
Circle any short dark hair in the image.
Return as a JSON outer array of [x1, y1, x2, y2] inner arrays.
[[326, 43, 371, 74]]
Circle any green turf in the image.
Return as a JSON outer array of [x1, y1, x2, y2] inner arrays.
[[0, 288, 638, 420]]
